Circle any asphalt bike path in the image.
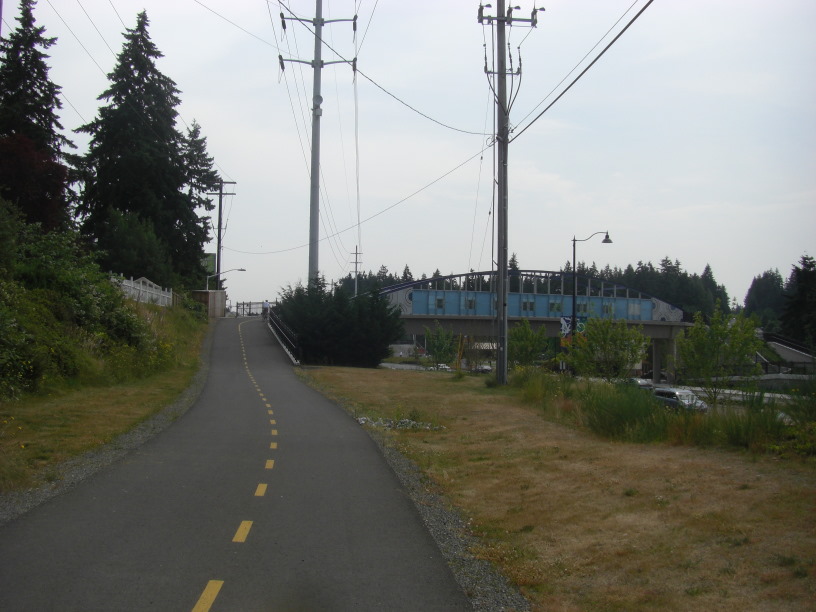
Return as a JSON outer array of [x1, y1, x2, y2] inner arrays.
[[0, 317, 471, 611]]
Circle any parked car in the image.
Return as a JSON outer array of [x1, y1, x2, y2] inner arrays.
[[653, 387, 708, 412], [427, 363, 452, 372], [473, 364, 493, 374], [625, 377, 653, 391]]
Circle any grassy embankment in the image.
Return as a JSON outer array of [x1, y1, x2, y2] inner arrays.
[[3, 311, 814, 610], [302, 366, 816, 612], [0, 303, 207, 491]]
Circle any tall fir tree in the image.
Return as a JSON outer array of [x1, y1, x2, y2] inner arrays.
[[73, 11, 215, 286], [781, 255, 816, 347], [0, 0, 71, 230]]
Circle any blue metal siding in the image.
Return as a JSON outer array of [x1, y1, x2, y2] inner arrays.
[[409, 289, 655, 321]]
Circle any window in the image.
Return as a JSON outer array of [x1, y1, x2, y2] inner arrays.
[[436, 297, 445, 310], [602, 303, 614, 315], [466, 298, 476, 310], [577, 302, 588, 314], [628, 301, 641, 317], [522, 300, 534, 312], [550, 301, 562, 313]]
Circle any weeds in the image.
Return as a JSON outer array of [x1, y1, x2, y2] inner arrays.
[[510, 369, 816, 455]]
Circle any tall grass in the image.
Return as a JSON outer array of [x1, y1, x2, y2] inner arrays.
[[514, 369, 816, 456], [0, 303, 207, 491], [580, 384, 669, 442]]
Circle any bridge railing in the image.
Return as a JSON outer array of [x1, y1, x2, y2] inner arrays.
[[379, 270, 688, 323], [267, 308, 300, 364]]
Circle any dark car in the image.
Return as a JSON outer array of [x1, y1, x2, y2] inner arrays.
[[653, 387, 708, 412], [625, 377, 653, 391]]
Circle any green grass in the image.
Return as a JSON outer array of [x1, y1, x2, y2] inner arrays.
[[512, 368, 816, 457], [0, 304, 207, 491]]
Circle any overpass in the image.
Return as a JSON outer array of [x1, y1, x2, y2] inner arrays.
[[381, 270, 691, 381]]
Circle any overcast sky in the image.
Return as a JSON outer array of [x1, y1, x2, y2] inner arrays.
[[4, 0, 814, 306]]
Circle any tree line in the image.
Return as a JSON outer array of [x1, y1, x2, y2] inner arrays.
[[0, 1, 219, 290]]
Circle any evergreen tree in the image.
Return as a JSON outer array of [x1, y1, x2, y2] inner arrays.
[[781, 255, 816, 346], [73, 11, 213, 286], [0, 0, 71, 230], [509, 252, 520, 292], [744, 269, 785, 332]]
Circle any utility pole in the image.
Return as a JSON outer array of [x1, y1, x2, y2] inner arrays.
[[352, 245, 362, 296], [279, 3, 357, 285], [479, 2, 542, 384], [207, 179, 236, 289]]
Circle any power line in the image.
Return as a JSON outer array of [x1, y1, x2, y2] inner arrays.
[[276, 1, 488, 137], [76, 0, 116, 57], [510, 0, 656, 143], [223, 145, 489, 256]]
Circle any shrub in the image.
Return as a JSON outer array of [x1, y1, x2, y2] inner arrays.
[[580, 384, 668, 442]]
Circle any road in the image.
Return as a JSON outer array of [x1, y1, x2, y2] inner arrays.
[[0, 317, 472, 611]]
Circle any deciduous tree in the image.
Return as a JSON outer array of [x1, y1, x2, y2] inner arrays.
[[424, 321, 457, 369], [508, 319, 549, 367], [567, 318, 649, 382], [677, 303, 763, 406]]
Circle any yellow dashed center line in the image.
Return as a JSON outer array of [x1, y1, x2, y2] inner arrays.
[[269, 419, 276, 425], [270, 442, 278, 449], [255, 483, 268, 497], [232, 521, 253, 543], [271, 429, 278, 436], [192, 580, 223, 612], [265, 459, 275, 470]]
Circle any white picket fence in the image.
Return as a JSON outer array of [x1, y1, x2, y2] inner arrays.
[[112, 275, 173, 306]]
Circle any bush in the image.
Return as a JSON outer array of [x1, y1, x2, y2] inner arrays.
[[580, 385, 668, 442]]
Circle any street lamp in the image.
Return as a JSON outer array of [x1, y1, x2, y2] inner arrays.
[[206, 267, 246, 291], [571, 231, 612, 338]]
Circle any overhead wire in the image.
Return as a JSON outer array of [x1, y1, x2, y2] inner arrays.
[[76, 0, 116, 57], [278, 1, 487, 137], [223, 145, 489, 256], [511, 0, 654, 143]]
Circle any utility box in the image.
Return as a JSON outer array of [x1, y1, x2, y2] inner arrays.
[[191, 290, 227, 318]]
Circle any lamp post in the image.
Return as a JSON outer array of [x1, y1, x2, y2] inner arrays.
[[571, 231, 612, 338], [206, 267, 246, 291]]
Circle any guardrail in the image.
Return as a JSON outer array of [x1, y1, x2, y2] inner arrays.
[[266, 309, 300, 365]]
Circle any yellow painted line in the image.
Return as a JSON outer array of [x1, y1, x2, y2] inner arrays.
[[232, 521, 253, 543], [265, 459, 275, 470], [266, 404, 272, 409], [271, 429, 278, 436], [269, 419, 276, 425], [267, 409, 274, 415], [270, 442, 278, 449], [255, 483, 268, 497], [192, 580, 224, 612]]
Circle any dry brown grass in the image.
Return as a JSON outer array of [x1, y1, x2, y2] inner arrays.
[[303, 367, 816, 612]]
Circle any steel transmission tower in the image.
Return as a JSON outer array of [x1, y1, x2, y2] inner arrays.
[[279, 2, 357, 284], [479, 2, 542, 384]]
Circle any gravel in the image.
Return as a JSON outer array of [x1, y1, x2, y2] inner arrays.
[[0, 326, 529, 611]]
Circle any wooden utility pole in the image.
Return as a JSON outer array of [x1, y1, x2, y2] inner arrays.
[[279, 3, 356, 285], [207, 180, 236, 288], [479, 2, 541, 384]]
